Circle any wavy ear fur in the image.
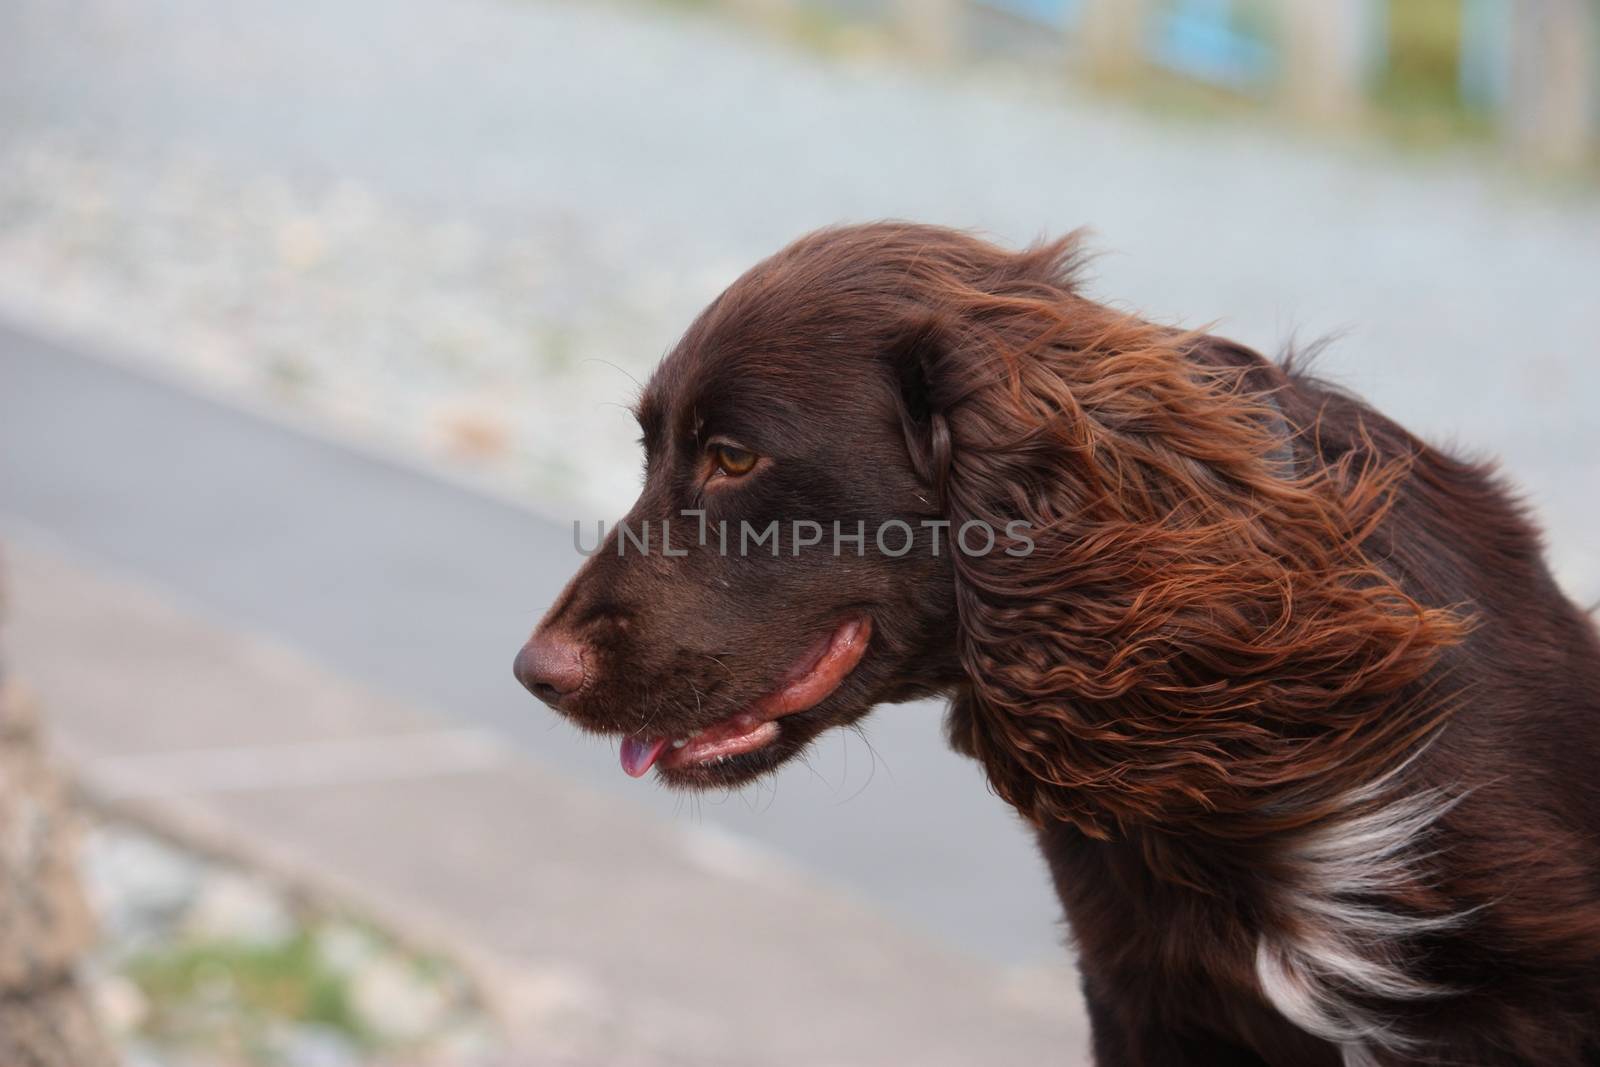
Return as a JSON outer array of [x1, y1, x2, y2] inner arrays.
[[894, 235, 1470, 839], [886, 314, 954, 510]]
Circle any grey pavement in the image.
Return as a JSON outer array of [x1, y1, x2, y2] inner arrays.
[[4, 537, 1087, 1066]]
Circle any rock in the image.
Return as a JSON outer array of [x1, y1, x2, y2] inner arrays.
[[181, 870, 295, 947], [427, 1018, 499, 1063], [267, 1022, 362, 1067], [81, 825, 207, 951], [0, 681, 99, 987], [0, 978, 119, 1067], [91, 969, 149, 1034], [312, 920, 381, 978], [0, 579, 116, 1065], [350, 953, 451, 1045]]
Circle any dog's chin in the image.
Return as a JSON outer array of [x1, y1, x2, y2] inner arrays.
[[653, 704, 866, 790], [612, 615, 875, 786]]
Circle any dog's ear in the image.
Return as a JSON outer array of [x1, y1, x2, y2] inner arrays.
[[886, 314, 955, 508], [921, 303, 1468, 839]]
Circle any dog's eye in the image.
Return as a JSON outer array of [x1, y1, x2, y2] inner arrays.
[[710, 444, 758, 478]]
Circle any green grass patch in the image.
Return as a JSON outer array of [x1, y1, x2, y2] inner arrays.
[[126, 931, 371, 1062]]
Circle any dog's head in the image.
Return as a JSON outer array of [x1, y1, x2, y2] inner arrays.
[[514, 224, 978, 787], [515, 222, 1465, 830]]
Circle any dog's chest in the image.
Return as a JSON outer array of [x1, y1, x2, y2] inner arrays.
[[1035, 822, 1341, 1064]]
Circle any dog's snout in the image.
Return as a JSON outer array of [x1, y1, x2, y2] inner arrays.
[[514, 630, 587, 707]]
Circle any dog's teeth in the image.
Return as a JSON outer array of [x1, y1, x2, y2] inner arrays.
[[672, 738, 687, 749]]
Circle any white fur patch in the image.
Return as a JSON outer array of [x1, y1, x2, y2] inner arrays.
[[1255, 772, 1467, 1064]]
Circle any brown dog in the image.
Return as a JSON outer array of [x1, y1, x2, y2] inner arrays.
[[516, 223, 1600, 1066]]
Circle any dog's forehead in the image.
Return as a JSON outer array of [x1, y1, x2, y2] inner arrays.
[[641, 329, 868, 439]]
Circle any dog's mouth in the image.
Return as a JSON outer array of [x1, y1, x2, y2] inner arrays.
[[617, 616, 872, 780]]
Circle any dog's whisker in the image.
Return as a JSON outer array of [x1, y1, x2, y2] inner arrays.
[[580, 357, 643, 391], [838, 723, 887, 805]]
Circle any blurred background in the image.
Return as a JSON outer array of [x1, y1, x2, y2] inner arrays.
[[0, 1, 1595, 1064]]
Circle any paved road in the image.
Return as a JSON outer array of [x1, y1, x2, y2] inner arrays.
[[0, 321, 1063, 966]]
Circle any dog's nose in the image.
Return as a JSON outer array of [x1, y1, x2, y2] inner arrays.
[[514, 630, 587, 707]]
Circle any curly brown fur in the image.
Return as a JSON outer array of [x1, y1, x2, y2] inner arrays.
[[517, 222, 1600, 1066]]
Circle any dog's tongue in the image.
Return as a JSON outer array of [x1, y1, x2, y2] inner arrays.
[[619, 736, 669, 778]]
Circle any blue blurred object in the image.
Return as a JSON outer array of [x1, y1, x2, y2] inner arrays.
[[1148, 0, 1274, 91], [1459, 0, 1511, 111], [973, 0, 1083, 30]]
